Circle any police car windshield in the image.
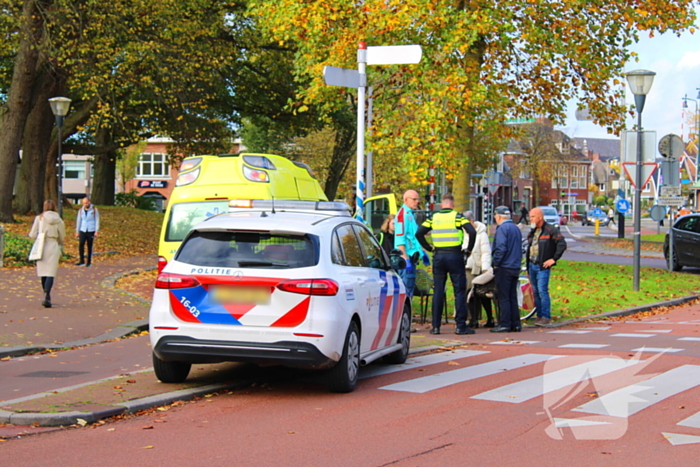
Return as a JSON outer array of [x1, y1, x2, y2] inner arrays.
[[176, 230, 318, 269]]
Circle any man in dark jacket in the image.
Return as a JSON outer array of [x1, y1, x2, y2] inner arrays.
[[490, 206, 523, 333], [526, 207, 567, 326]]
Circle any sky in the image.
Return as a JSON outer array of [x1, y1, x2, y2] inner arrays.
[[557, 8, 700, 143]]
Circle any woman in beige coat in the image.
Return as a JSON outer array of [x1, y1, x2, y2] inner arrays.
[[28, 200, 66, 308]]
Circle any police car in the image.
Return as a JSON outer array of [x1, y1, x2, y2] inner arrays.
[[149, 200, 410, 393]]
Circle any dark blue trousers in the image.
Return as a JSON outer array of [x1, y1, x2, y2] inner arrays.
[[432, 252, 467, 329], [495, 267, 520, 329]]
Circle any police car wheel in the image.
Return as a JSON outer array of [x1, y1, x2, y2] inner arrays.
[[326, 321, 360, 393], [152, 352, 192, 383], [384, 306, 411, 364]]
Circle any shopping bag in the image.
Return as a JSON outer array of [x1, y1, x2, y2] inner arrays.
[[28, 232, 45, 261], [520, 281, 535, 310]]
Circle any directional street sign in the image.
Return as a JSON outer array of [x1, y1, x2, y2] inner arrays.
[[323, 66, 361, 88], [366, 45, 422, 65], [660, 185, 682, 196], [622, 162, 658, 189], [616, 199, 630, 214]]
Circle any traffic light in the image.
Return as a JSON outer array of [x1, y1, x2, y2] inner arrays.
[[561, 190, 566, 198]]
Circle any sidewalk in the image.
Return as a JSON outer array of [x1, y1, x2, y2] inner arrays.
[[0, 255, 156, 357]]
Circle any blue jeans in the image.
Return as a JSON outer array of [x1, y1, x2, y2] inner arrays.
[[528, 263, 552, 319], [399, 262, 416, 301]]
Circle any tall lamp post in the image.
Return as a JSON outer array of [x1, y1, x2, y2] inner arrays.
[[626, 70, 655, 292], [48, 97, 72, 217], [682, 90, 700, 186]]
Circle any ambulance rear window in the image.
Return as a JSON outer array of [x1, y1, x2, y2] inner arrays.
[[176, 231, 319, 269], [166, 201, 229, 242]]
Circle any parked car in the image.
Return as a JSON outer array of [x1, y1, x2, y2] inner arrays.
[[537, 206, 560, 227], [582, 209, 609, 227], [664, 213, 700, 271], [149, 199, 410, 393]]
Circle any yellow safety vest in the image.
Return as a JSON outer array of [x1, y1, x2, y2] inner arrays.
[[431, 210, 463, 248]]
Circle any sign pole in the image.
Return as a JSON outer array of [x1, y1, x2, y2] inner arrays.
[[355, 42, 367, 220]]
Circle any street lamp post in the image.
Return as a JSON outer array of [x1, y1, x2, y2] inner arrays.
[[48, 97, 72, 217], [682, 90, 700, 187], [626, 70, 655, 292]]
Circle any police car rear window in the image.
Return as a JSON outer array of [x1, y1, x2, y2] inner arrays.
[[176, 231, 319, 269]]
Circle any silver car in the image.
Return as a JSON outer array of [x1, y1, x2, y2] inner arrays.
[[537, 206, 560, 227]]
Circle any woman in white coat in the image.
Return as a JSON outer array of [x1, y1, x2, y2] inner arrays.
[[462, 211, 494, 328], [28, 200, 66, 308]]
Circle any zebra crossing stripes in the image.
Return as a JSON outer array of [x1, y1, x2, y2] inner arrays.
[[558, 344, 610, 349], [471, 357, 642, 404], [635, 329, 672, 333], [573, 365, 700, 417], [678, 337, 700, 342], [378, 354, 557, 394], [547, 330, 592, 334], [630, 347, 684, 353], [359, 349, 488, 380], [490, 340, 540, 345], [611, 333, 655, 338], [677, 410, 700, 429]]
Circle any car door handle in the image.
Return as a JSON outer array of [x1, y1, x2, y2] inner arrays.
[[356, 278, 367, 285]]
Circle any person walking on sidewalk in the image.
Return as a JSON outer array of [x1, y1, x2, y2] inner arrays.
[[490, 206, 523, 333], [526, 207, 567, 326], [75, 197, 100, 267], [607, 206, 616, 226], [416, 194, 476, 335], [462, 211, 495, 328], [29, 200, 66, 308]]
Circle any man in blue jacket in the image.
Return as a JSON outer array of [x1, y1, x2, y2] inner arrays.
[[490, 206, 523, 333]]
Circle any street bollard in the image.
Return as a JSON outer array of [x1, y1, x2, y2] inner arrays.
[[594, 219, 600, 236], [0, 225, 4, 268]]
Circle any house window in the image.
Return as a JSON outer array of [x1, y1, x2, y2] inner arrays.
[[137, 153, 170, 178], [63, 161, 86, 179]]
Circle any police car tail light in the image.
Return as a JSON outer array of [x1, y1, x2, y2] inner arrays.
[[242, 165, 270, 183], [157, 256, 168, 274], [277, 279, 339, 296], [155, 273, 201, 289]]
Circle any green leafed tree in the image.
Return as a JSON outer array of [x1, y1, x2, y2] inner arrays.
[[249, 0, 696, 210]]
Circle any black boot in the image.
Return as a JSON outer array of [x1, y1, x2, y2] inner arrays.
[[467, 296, 480, 328], [42, 293, 51, 308], [42, 277, 54, 308], [483, 298, 495, 328]]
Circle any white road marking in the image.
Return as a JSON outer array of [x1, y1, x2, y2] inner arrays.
[[630, 347, 684, 353], [360, 349, 489, 379], [611, 333, 655, 338], [678, 337, 700, 342], [580, 326, 611, 330], [554, 418, 612, 428], [635, 329, 672, 333], [548, 330, 593, 334], [677, 410, 700, 429], [662, 432, 700, 446], [472, 357, 640, 404], [573, 365, 700, 417], [490, 340, 540, 345], [378, 354, 557, 394], [558, 344, 610, 349]]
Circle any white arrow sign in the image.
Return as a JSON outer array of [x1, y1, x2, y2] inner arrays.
[[323, 66, 361, 88], [367, 45, 422, 65]]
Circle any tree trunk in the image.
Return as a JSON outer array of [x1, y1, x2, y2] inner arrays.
[[91, 128, 117, 206], [15, 65, 60, 215], [0, 0, 42, 222]]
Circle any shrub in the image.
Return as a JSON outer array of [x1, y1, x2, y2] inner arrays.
[[115, 190, 157, 211], [3, 232, 33, 266]]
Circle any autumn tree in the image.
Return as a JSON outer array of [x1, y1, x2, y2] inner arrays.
[[249, 0, 696, 211]]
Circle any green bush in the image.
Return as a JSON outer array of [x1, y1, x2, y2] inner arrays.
[[3, 232, 33, 266], [115, 190, 157, 211]]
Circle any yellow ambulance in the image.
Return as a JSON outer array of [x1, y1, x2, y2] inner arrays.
[[158, 153, 327, 270]]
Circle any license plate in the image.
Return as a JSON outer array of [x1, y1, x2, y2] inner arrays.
[[210, 286, 271, 305]]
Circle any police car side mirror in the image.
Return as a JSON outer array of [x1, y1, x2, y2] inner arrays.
[[389, 249, 406, 271]]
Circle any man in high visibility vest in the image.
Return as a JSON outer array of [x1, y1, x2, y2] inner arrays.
[[417, 194, 476, 335]]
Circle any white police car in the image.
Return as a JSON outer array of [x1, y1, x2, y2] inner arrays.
[[149, 200, 410, 393]]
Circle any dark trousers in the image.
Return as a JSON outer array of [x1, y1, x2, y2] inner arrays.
[[432, 251, 468, 329], [41, 276, 54, 294], [78, 231, 96, 264], [494, 267, 520, 329]]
